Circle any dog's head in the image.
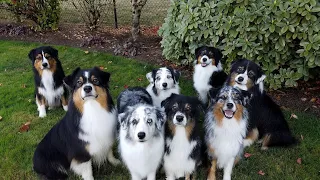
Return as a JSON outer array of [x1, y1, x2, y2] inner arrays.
[[146, 67, 180, 93], [194, 46, 223, 70], [228, 58, 266, 93], [210, 86, 250, 124], [161, 94, 201, 130], [118, 105, 166, 142], [28, 46, 59, 74], [64, 67, 111, 112]]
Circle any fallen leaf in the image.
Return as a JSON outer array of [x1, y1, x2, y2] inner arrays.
[[290, 113, 298, 119], [84, 51, 89, 54], [297, 158, 302, 164], [301, 98, 307, 101], [258, 170, 265, 176], [104, 67, 108, 70], [312, 105, 318, 109], [0, 116, 2, 121], [124, 85, 129, 89], [244, 153, 252, 158], [108, 61, 112, 64], [22, 84, 26, 88], [303, 107, 309, 112], [137, 78, 143, 81], [19, 121, 31, 132], [300, 135, 304, 140], [99, 66, 104, 70], [28, 99, 32, 103], [0, 83, 2, 86], [114, 85, 119, 88], [310, 98, 317, 102]]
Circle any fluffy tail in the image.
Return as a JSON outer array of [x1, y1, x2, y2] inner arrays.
[[263, 131, 297, 149]]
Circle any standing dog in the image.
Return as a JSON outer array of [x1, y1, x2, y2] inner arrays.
[[33, 67, 120, 180], [205, 86, 249, 180], [161, 94, 203, 180], [118, 87, 166, 180], [193, 46, 228, 105], [146, 67, 180, 107], [28, 46, 68, 117], [227, 58, 296, 149]]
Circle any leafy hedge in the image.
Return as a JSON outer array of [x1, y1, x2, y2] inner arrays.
[[159, 0, 320, 89]]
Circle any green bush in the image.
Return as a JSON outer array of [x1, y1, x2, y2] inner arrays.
[[5, 0, 61, 30], [159, 0, 320, 89]]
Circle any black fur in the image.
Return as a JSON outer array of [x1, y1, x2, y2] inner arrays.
[[227, 58, 296, 148], [33, 67, 114, 179]]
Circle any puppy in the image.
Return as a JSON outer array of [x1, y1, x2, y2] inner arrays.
[[193, 46, 228, 105], [29, 46, 68, 117], [161, 94, 203, 180], [146, 67, 181, 107], [118, 87, 166, 180], [205, 86, 249, 180], [33, 67, 120, 180], [227, 58, 296, 149]]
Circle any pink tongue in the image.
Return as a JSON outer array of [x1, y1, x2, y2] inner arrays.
[[201, 63, 207, 67], [224, 110, 233, 118]]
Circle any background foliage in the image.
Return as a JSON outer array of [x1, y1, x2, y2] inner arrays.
[[159, 0, 320, 89]]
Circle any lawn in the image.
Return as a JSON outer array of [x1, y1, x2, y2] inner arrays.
[[0, 40, 319, 180]]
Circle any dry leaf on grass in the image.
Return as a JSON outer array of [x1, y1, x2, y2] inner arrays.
[[0, 83, 2, 86], [22, 84, 26, 88], [301, 98, 307, 101], [124, 85, 129, 89], [244, 153, 252, 158], [137, 78, 143, 81], [310, 98, 317, 102], [0, 116, 3, 121], [84, 51, 89, 54], [297, 158, 302, 164], [290, 113, 298, 119], [300, 135, 304, 140], [99, 66, 104, 70], [258, 170, 265, 176], [108, 61, 112, 64], [19, 121, 31, 132]]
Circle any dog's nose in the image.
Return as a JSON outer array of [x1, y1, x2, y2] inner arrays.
[[237, 76, 244, 82], [137, 132, 146, 139], [83, 86, 92, 93], [202, 58, 207, 62], [176, 115, 184, 122], [42, 63, 48, 67], [162, 83, 168, 88], [227, 103, 234, 109]]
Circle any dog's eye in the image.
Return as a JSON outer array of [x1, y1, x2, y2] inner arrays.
[[237, 67, 244, 72], [92, 78, 99, 85], [147, 119, 152, 124], [172, 106, 178, 111], [156, 77, 160, 81], [45, 56, 51, 59], [77, 80, 83, 86], [220, 96, 227, 100], [132, 119, 138, 125], [167, 75, 172, 79], [248, 71, 255, 77]]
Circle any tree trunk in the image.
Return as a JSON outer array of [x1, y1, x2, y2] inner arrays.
[[131, 0, 147, 41]]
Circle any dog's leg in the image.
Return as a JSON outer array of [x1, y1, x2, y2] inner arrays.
[[70, 159, 94, 180], [36, 95, 46, 118], [61, 94, 68, 111], [107, 149, 120, 166], [223, 157, 235, 180], [166, 174, 175, 180], [243, 128, 259, 147], [207, 159, 217, 180], [261, 134, 271, 150], [146, 172, 156, 180], [131, 173, 140, 180]]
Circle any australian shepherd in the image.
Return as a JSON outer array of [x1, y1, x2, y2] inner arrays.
[[146, 67, 180, 107], [193, 46, 228, 105], [227, 58, 296, 149], [33, 67, 120, 180], [161, 94, 203, 180], [117, 87, 166, 180], [205, 86, 250, 180], [28, 46, 68, 118]]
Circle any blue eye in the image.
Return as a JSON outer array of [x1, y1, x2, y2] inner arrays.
[[147, 119, 152, 124]]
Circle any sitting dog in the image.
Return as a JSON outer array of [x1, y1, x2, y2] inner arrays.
[[33, 67, 120, 180], [146, 67, 180, 107], [28, 46, 68, 117], [117, 87, 166, 180], [161, 94, 203, 180], [227, 58, 296, 149], [205, 86, 249, 180], [193, 46, 228, 105]]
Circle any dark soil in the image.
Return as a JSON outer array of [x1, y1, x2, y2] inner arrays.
[[0, 22, 319, 117]]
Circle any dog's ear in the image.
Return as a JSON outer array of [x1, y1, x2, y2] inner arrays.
[[118, 112, 128, 130], [28, 48, 36, 61], [64, 67, 81, 89], [48, 46, 58, 59], [208, 87, 220, 101], [241, 90, 252, 107], [146, 72, 153, 83], [211, 47, 223, 62], [94, 67, 111, 87], [168, 67, 181, 83], [195, 46, 202, 58], [161, 93, 176, 108], [155, 108, 166, 130]]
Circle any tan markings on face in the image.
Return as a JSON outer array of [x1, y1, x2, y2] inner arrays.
[[211, 58, 216, 66], [207, 159, 217, 180], [197, 56, 202, 64], [213, 102, 224, 126], [233, 104, 243, 122], [94, 86, 108, 111], [245, 128, 259, 143], [34, 54, 43, 76], [185, 120, 195, 140], [261, 134, 271, 150], [73, 86, 84, 113], [46, 54, 57, 73], [246, 78, 254, 90], [229, 72, 238, 86], [61, 94, 68, 106], [168, 119, 176, 135]]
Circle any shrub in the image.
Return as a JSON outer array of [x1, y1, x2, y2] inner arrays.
[[159, 0, 320, 89], [5, 0, 61, 30]]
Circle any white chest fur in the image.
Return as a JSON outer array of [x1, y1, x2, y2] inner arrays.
[[146, 85, 180, 108], [193, 65, 216, 103], [79, 100, 116, 165], [164, 127, 197, 178], [38, 70, 64, 106], [208, 118, 247, 168], [119, 130, 164, 179]]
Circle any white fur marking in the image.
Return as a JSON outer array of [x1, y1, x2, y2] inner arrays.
[[256, 74, 266, 93], [70, 160, 94, 180]]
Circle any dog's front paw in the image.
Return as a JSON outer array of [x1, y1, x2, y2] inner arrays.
[[39, 111, 47, 118], [243, 139, 254, 147], [63, 105, 68, 111]]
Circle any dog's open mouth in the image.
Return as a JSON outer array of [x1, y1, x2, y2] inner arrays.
[[201, 63, 208, 67], [223, 110, 235, 119], [82, 95, 98, 100]]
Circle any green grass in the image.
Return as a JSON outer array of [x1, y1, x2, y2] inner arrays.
[[0, 40, 319, 179]]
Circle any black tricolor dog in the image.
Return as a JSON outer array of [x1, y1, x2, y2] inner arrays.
[[161, 94, 203, 180], [29, 46, 68, 117], [33, 67, 119, 180], [227, 58, 296, 149], [193, 46, 228, 105]]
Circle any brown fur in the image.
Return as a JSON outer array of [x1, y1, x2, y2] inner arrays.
[[185, 120, 195, 140], [73, 88, 84, 114], [233, 104, 243, 122], [211, 58, 216, 66], [36, 95, 46, 106], [34, 58, 43, 76], [229, 72, 237, 86], [245, 128, 259, 144], [207, 159, 217, 180], [167, 119, 176, 135], [61, 95, 68, 106], [94, 86, 108, 111], [246, 79, 254, 89], [213, 103, 224, 126], [33, 53, 57, 76], [197, 56, 202, 64], [261, 134, 271, 150]]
